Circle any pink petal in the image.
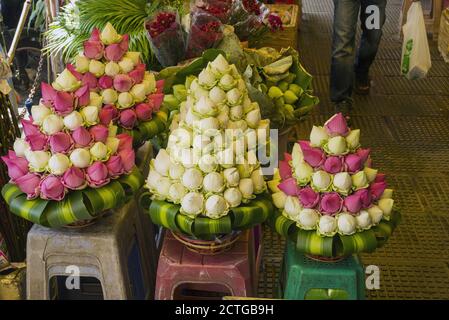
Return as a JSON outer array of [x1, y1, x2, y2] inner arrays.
[[66, 63, 83, 80], [148, 93, 164, 112], [41, 82, 56, 104], [104, 43, 126, 62], [283, 153, 292, 162], [21, 119, 40, 136], [156, 80, 164, 94], [75, 85, 90, 106], [54, 91, 74, 116], [277, 178, 300, 196], [279, 160, 292, 181], [357, 148, 371, 164], [324, 113, 349, 136], [298, 187, 320, 208], [82, 72, 98, 90]]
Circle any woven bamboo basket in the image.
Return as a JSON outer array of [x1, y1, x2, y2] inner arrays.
[[172, 230, 242, 255]]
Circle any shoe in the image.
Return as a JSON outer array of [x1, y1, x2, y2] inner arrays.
[[333, 99, 352, 125], [354, 77, 371, 95]]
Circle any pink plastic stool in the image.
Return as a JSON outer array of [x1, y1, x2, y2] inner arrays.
[[155, 229, 256, 300]]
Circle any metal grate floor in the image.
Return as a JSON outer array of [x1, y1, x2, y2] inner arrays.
[[258, 0, 449, 299]]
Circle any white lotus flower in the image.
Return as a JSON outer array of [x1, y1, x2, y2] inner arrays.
[[224, 188, 242, 208], [378, 198, 394, 216], [13, 138, 30, 157], [298, 208, 320, 230], [117, 92, 134, 109], [327, 136, 347, 155], [185, 107, 201, 127], [199, 154, 218, 173], [169, 162, 185, 180], [75, 54, 90, 73], [90, 142, 109, 161], [52, 69, 81, 92], [42, 114, 64, 135], [26, 150, 50, 172], [31, 104, 51, 125], [106, 137, 120, 154], [223, 167, 240, 187], [245, 129, 258, 151], [102, 88, 118, 104], [216, 148, 234, 168], [193, 96, 218, 116], [80, 106, 99, 126], [182, 168, 203, 190], [130, 84, 146, 103], [356, 210, 372, 230], [346, 129, 360, 150], [236, 160, 254, 179], [219, 74, 236, 91], [146, 168, 162, 190], [124, 52, 141, 65], [312, 170, 332, 191], [142, 77, 156, 95], [337, 213, 357, 235], [291, 143, 303, 168], [193, 85, 210, 100], [284, 196, 302, 220], [242, 97, 253, 113], [154, 149, 170, 176], [63, 111, 83, 131], [367, 205, 383, 224], [239, 178, 255, 200], [89, 60, 105, 77], [180, 148, 199, 168], [89, 92, 103, 108], [180, 192, 204, 217], [381, 189, 393, 199], [105, 61, 120, 77], [247, 150, 258, 167], [364, 167, 378, 182], [118, 58, 135, 73], [196, 117, 220, 136], [203, 172, 225, 194], [209, 86, 227, 105], [168, 183, 187, 204], [333, 172, 352, 193], [352, 171, 368, 189], [172, 127, 192, 148], [192, 134, 212, 153], [69, 148, 91, 168], [251, 168, 266, 194], [272, 191, 287, 209], [229, 105, 243, 120], [210, 54, 230, 75], [227, 119, 248, 132], [226, 88, 242, 106], [216, 105, 230, 128], [318, 215, 337, 236], [154, 176, 171, 200], [100, 22, 122, 44], [198, 69, 217, 89], [310, 126, 329, 147], [205, 195, 229, 219], [293, 161, 313, 185], [48, 153, 71, 175], [246, 109, 261, 129]]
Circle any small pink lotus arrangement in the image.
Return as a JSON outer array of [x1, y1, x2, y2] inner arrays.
[[268, 113, 400, 258]]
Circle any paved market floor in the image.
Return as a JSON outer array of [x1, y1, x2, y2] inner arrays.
[[258, 0, 449, 299]]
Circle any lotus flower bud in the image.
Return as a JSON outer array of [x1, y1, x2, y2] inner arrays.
[[324, 113, 349, 137], [197, 117, 220, 136], [364, 167, 378, 182], [355, 210, 371, 229], [371, 182, 387, 200], [224, 188, 242, 208], [105, 155, 124, 178], [354, 188, 372, 209], [54, 91, 75, 116], [70, 148, 91, 168], [49, 132, 73, 154], [318, 215, 337, 236], [153, 149, 170, 176], [48, 153, 71, 175], [98, 75, 113, 89], [1, 151, 29, 181], [198, 69, 217, 88], [229, 105, 243, 121], [168, 183, 187, 204], [219, 74, 236, 91], [181, 192, 204, 217], [227, 88, 242, 106], [142, 79, 155, 95], [345, 154, 362, 173], [135, 103, 153, 121], [293, 161, 313, 185], [100, 88, 117, 105], [105, 137, 120, 154], [82, 72, 98, 90], [90, 141, 109, 161], [205, 195, 229, 219], [299, 140, 325, 167], [130, 83, 146, 102], [337, 213, 357, 235], [251, 168, 266, 194], [298, 208, 320, 229], [119, 109, 137, 129], [118, 149, 135, 173], [208, 87, 226, 105], [327, 136, 347, 155], [13, 172, 40, 198], [278, 177, 300, 196], [42, 114, 64, 135], [31, 104, 51, 125], [62, 167, 87, 190], [81, 106, 99, 125], [203, 172, 225, 193], [89, 60, 105, 77], [108, 125, 118, 137], [86, 161, 110, 188], [323, 156, 343, 174], [117, 92, 134, 109], [105, 61, 120, 77], [83, 28, 104, 60], [312, 170, 332, 191], [278, 159, 292, 181], [182, 168, 203, 191], [310, 126, 329, 147], [52, 69, 81, 92], [40, 175, 66, 201], [199, 154, 218, 173], [239, 178, 254, 200], [272, 191, 287, 209], [210, 54, 230, 74], [378, 198, 394, 216], [367, 205, 383, 224], [333, 172, 352, 193], [21, 118, 40, 137], [352, 171, 368, 189], [75, 54, 90, 73], [381, 189, 393, 199], [222, 167, 239, 187], [100, 22, 122, 44], [89, 124, 109, 143], [98, 104, 118, 126], [13, 138, 30, 157], [104, 43, 126, 62], [124, 52, 141, 65], [72, 127, 92, 147], [346, 129, 360, 150], [216, 148, 234, 168], [227, 119, 248, 132], [26, 150, 50, 172], [113, 74, 133, 92], [89, 92, 103, 108], [298, 187, 320, 208], [118, 57, 135, 73], [357, 148, 371, 164], [284, 196, 302, 220], [320, 192, 343, 216], [168, 162, 185, 180], [128, 64, 145, 84]]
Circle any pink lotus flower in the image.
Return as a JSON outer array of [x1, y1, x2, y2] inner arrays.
[[344, 193, 362, 213], [345, 154, 362, 173], [128, 64, 145, 83], [354, 188, 372, 209], [374, 173, 386, 183], [370, 181, 387, 200], [41, 82, 56, 105], [15, 172, 41, 199], [299, 140, 325, 168], [82, 72, 98, 90], [298, 187, 320, 208], [98, 75, 113, 89], [104, 35, 129, 61], [119, 109, 137, 129], [54, 91, 74, 116], [106, 155, 125, 178], [89, 124, 109, 143], [62, 167, 87, 190], [86, 161, 110, 188], [1, 151, 29, 182], [75, 85, 90, 107], [120, 34, 129, 51], [26, 132, 48, 151], [323, 156, 343, 174], [83, 28, 104, 59], [284, 153, 292, 162], [99, 104, 119, 126], [119, 149, 135, 173], [72, 127, 93, 147], [113, 74, 133, 92], [356, 148, 371, 164], [116, 133, 133, 152], [135, 103, 153, 121], [319, 192, 343, 216], [66, 63, 83, 81], [156, 80, 164, 94], [324, 113, 349, 137], [148, 93, 164, 112], [21, 119, 40, 137], [277, 177, 300, 196], [40, 175, 66, 201], [279, 159, 292, 181], [49, 132, 73, 154]]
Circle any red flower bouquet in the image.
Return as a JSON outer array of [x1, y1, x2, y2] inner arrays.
[[186, 11, 224, 59]]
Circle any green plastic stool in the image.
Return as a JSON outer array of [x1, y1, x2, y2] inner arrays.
[[278, 241, 366, 300]]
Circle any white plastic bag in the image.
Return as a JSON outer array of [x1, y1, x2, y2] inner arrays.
[[401, 2, 432, 79]]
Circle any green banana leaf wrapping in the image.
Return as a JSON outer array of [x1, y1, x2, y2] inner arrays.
[[268, 209, 401, 257], [144, 194, 273, 239], [1, 167, 144, 228]]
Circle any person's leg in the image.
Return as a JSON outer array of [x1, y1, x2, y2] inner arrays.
[[354, 0, 387, 88], [330, 0, 360, 103]]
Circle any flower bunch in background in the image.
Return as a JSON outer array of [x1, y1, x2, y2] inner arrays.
[[186, 11, 224, 59]]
